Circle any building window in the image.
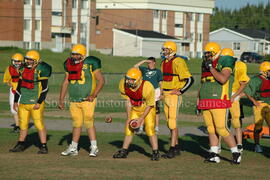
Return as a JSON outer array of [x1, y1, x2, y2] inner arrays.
[[162, 11, 167, 19], [81, 0, 88, 9], [24, 19, 31, 31], [34, 42, 40, 50], [175, 24, 183, 28], [80, 23, 86, 33], [198, 33, 202, 42], [52, 11, 62, 16], [35, 0, 41, 6], [24, 0, 31, 5], [23, 42, 30, 49], [190, 13, 195, 21], [233, 42, 241, 50], [191, 33, 194, 41], [96, 30, 101, 35], [198, 13, 203, 22], [35, 20, 41, 31], [153, 10, 159, 18], [72, 23, 76, 35], [72, 0, 77, 8]]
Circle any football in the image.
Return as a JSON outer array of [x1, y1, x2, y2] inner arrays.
[[105, 116, 113, 123], [129, 119, 139, 129]]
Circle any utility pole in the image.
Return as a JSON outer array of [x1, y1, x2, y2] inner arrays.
[[63, 0, 67, 50], [86, 0, 91, 56]]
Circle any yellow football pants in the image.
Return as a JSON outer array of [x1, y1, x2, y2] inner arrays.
[[125, 106, 156, 136], [253, 103, 270, 131], [203, 108, 230, 137], [229, 100, 241, 128], [163, 91, 182, 130], [70, 100, 96, 128], [19, 103, 45, 131]]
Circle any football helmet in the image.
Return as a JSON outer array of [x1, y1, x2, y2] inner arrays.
[[24, 50, 40, 68], [11, 53, 24, 68], [125, 67, 142, 89], [203, 42, 221, 61], [221, 48, 234, 57], [161, 41, 177, 59], [71, 44, 86, 64], [260, 61, 270, 79]]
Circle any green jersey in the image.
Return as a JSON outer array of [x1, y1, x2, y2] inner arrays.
[[19, 62, 52, 104], [139, 66, 162, 89], [198, 56, 235, 109], [244, 75, 270, 104], [64, 56, 101, 102]]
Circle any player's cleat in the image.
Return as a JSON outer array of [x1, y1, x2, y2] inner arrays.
[[151, 150, 160, 161], [204, 152, 220, 163], [61, 144, 78, 156], [237, 144, 243, 153], [9, 142, 26, 152], [174, 145, 181, 156], [38, 144, 48, 154], [113, 149, 128, 158], [254, 144, 263, 153], [162, 146, 175, 159], [231, 152, 241, 164], [89, 146, 99, 157]]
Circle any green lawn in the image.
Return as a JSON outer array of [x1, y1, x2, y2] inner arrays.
[[0, 47, 260, 73], [0, 128, 270, 179]]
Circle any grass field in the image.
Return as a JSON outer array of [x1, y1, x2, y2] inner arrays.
[[0, 128, 270, 179]]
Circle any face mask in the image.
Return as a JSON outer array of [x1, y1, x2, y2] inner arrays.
[[203, 51, 213, 61], [125, 77, 137, 89]]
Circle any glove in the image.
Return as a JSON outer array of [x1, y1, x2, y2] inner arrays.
[[203, 60, 213, 70]]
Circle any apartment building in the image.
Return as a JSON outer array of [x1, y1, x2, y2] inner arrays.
[[0, 0, 96, 52], [96, 0, 215, 57]]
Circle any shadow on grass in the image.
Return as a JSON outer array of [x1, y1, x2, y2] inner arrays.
[[58, 133, 91, 153], [242, 138, 270, 158], [23, 132, 52, 150], [109, 139, 152, 158]]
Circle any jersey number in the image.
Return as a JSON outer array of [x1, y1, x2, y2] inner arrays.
[[70, 71, 86, 85]]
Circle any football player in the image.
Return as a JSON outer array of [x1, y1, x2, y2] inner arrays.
[[244, 61, 270, 153], [221, 48, 249, 153], [3, 53, 24, 132], [59, 44, 104, 157], [134, 57, 163, 134], [9, 50, 52, 154], [160, 41, 194, 158], [113, 68, 160, 160], [197, 42, 241, 164]]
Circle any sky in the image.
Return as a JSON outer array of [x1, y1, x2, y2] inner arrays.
[[216, 0, 270, 10]]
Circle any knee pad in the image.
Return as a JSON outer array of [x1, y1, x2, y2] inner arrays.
[[34, 119, 45, 131], [207, 126, 215, 134], [84, 115, 94, 128], [72, 120, 83, 128], [216, 127, 230, 137], [231, 119, 241, 129], [167, 119, 177, 130]]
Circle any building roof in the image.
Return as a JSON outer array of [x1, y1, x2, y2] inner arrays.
[[118, 29, 178, 39], [228, 28, 270, 41]]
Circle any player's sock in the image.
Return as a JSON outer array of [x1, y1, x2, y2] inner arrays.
[[90, 140, 97, 147], [210, 146, 219, 154], [230, 146, 238, 153], [71, 141, 78, 149]]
